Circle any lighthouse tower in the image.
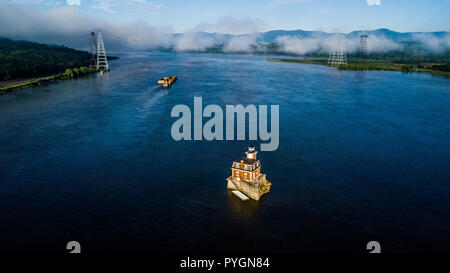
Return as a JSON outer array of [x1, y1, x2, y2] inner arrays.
[[245, 145, 257, 160]]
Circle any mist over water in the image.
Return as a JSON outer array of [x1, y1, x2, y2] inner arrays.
[[0, 53, 449, 253]]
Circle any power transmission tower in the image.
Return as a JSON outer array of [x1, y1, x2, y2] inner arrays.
[[328, 37, 347, 67], [96, 30, 109, 72], [359, 35, 368, 63], [89, 32, 97, 70]]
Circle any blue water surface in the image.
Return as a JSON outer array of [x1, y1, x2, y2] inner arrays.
[[0, 53, 449, 252]]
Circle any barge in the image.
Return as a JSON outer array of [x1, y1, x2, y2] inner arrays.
[[157, 76, 177, 88]]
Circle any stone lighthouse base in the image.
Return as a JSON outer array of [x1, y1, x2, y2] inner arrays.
[[227, 174, 271, 201]]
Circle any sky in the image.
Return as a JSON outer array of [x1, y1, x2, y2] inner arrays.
[[8, 0, 450, 34], [1, 0, 448, 52]]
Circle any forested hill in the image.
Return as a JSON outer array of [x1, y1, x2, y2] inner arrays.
[[0, 38, 92, 81]]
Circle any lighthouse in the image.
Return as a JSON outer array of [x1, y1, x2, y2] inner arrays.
[[227, 145, 271, 201]]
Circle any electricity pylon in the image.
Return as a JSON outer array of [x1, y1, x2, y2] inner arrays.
[[327, 36, 347, 67], [96, 31, 109, 71], [89, 32, 97, 70], [359, 35, 368, 63]]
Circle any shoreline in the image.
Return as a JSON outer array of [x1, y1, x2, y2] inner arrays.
[[0, 74, 63, 95], [267, 58, 450, 77], [0, 67, 98, 95]]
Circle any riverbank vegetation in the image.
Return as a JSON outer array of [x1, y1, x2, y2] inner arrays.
[[267, 57, 450, 76], [0, 67, 97, 95], [0, 38, 120, 94]]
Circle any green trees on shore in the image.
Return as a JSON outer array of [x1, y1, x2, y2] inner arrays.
[[63, 67, 97, 79], [0, 38, 92, 81]]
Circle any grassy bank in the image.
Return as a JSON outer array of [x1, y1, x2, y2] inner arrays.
[[267, 58, 450, 76], [0, 67, 98, 95], [268, 57, 328, 66]]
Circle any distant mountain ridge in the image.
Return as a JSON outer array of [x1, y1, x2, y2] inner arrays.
[[2, 28, 448, 55], [197, 28, 450, 44]]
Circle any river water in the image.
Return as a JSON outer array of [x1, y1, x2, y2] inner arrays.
[[0, 53, 449, 252]]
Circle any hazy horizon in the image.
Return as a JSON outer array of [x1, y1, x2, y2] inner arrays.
[[1, 0, 449, 53]]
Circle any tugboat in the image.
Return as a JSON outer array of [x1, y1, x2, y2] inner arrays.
[[157, 76, 177, 88], [227, 145, 271, 201]]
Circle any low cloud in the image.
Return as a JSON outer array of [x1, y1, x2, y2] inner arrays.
[[0, 1, 173, 50], [175, 32, 216, 51], [1, 1, 448, 55], [224, 35, 258, 52], [175, 16, 264, 52], [365, 35, 403, 52], [0, 3, 264, 52], [89, 0, 168, 14], [276, 36, 321, 55], [276, 34, 403, 54], [195, 16, 265, 35], [412, 33, 450, 53]]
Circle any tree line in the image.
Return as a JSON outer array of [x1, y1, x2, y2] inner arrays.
[[0, 38, 92, 81]]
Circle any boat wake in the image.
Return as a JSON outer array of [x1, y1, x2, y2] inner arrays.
[[136, 85, 165, 113]]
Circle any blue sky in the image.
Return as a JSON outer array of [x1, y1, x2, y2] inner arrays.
[[12, 0, 450, 33]]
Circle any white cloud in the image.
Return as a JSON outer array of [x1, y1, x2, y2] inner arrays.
[[195, 16, 265, 35], [366, 0, 381, 6], [276, 34, 403, 55], [66, 0, 80, 5], [71, 0, 168, 13], [412, 33, 450, 53], [174, 32, 216, 51], [2, 0, 449, 54], [175, 16, 265, 51], [276, 35, 321, 55], [224, 35, 258, 52], [0, 2, 174, 50]]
